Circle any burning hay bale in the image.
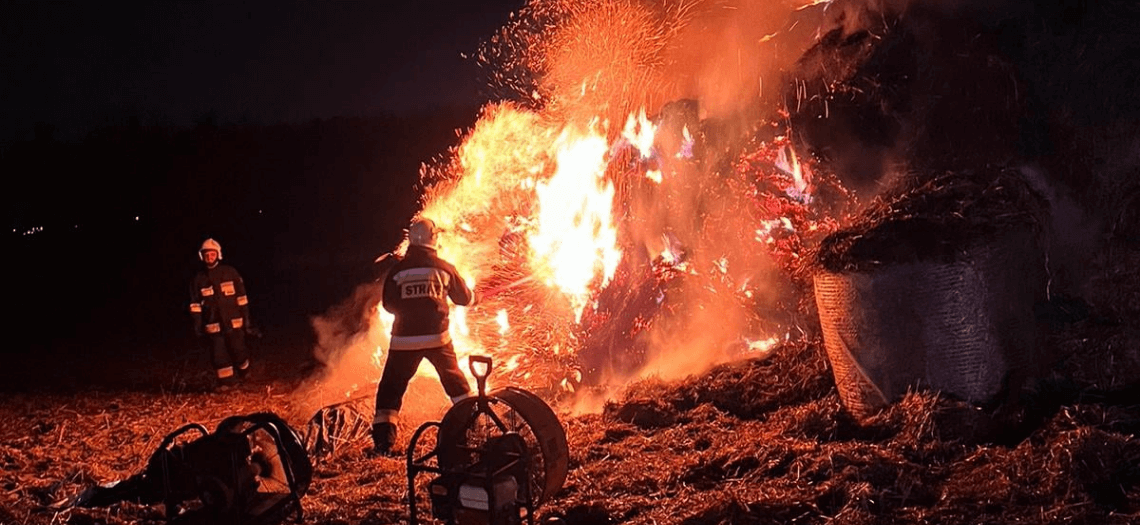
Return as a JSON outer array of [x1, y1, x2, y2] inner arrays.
[[814, 167, 1050, 418]]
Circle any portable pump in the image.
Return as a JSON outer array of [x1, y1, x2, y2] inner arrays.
[[406, 356, 569, 525], [75, 412, 312, 525]]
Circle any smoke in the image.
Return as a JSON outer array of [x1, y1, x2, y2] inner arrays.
[[289, 281, 388, 420], [293, 278, 467, 426], [1020, 164, 1109, 299], [792, 0, 1140, 295]]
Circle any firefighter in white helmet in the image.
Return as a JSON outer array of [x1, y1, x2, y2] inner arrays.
[[372, 217, 476, 456], [189, 238, 252, 389]]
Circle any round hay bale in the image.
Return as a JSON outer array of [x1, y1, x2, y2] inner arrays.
[[814, 168, 1049, 418]]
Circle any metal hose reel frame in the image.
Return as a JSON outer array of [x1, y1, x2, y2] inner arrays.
[[406, 355, 570, 524], [436, 386, 569, 506]]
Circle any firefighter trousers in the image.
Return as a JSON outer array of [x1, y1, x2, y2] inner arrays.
[[207, 329, 249, 380], [375, 342, 471, 414]]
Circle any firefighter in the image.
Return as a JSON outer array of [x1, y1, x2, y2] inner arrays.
[[189, 238, 252, 389], [372, 218, 475, 456]]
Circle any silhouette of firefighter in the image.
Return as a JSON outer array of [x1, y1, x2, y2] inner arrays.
[[371, 218, 476, 455], [189, 238, 253, 390]]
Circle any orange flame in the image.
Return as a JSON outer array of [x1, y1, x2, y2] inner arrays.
[[621, 108, 656, 159], [774, 142, 812, 202], [382, 104, 625, 386], [529, 121, 621, 318]]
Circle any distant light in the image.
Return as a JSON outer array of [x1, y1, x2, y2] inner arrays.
[[258, 209, 263, 214], [135, 216, 139, 221]]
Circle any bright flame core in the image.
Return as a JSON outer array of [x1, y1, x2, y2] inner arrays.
[[530, 123, 621, 317]]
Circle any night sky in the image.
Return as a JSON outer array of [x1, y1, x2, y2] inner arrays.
[[2, 0, 525, 142], [1, 0, 528, 372]]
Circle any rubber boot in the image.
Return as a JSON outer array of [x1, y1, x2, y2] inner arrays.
[[371, 422, 398, 457], [236, 360, 251, 380]]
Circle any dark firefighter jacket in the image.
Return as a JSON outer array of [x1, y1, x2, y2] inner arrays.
[[382, 245, 474, 350], [189, 263, 250, 335]]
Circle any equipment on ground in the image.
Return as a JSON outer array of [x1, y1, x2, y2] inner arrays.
[[75, 412, 312, 525], [303, 394, 374, 459], [406, 356, 569, 525]]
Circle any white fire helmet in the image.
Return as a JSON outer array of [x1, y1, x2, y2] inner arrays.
[[199, 238, 223, 260], [408, 218, 440, 248]]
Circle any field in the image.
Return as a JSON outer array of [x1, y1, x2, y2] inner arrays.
[[3, 240, 1140, 525]]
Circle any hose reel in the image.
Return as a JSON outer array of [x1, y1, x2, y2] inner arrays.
[[407, 355, 569, 525]]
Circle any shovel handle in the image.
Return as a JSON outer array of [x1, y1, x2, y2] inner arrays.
[[469, 355, 493, 396]]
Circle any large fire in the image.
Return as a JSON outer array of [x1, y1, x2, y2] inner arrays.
[[388, 105, 843, 405], [411, 105, 633, 391], [305, 0, 849, 414]]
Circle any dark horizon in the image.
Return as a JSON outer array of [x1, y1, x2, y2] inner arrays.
[[2, 105, 484, 373], [2, 1, 529, 368], [1, 0, 526, 144]]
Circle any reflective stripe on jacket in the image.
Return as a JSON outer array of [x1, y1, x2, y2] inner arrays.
[[382, 246, 473, 350], [190, 263, 250, 333]]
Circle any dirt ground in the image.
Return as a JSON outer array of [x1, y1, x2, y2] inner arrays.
[[4, 234, 1140, 525]]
